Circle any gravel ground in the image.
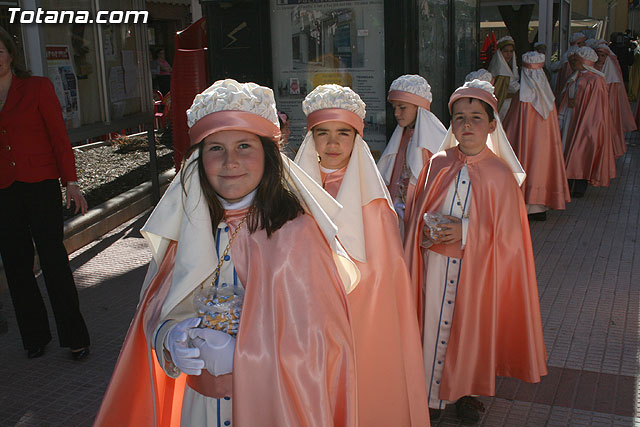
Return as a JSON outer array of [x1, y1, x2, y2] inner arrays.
[[62, 130, 174, 220]]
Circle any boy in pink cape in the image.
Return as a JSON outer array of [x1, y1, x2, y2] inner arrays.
[[404, 80, 547, 423], [294, 84, 430, 427], [504, 51, 571, 221], [94, 79, 360, 426]]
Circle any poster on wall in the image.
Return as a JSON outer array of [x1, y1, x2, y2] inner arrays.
[[270, 0, 386, 157], [46, 45, 81, 129]]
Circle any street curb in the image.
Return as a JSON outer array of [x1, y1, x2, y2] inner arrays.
[[0, 169, 176, 293]]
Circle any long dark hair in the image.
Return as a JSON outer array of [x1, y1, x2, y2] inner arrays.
[[181, 136, 304, 237], [0, 26, 31, 79]]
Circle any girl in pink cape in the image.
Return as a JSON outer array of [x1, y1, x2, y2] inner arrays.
[[488, 35, 520, 120], [557, 46, 617, 197], [593, 41, 637, 158], [294, 84, 430, 427], [504, 51, 571, 221], [94, 79, 360, 426], [377, 75, 446, 228], [404, 80, 546, 423]]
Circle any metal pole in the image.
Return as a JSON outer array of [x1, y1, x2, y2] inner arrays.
[[147, 125, 160, 203], [539, 0, 554, 65]]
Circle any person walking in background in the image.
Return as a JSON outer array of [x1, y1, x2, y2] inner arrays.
[[593, 41, 637, 158], [503, 51, 570, 221], [0, 26, 90, 360], [151, 48, 172, 95], [557, 46, 616, 197], [551, 32, 586, 97], [488, 35, 519, 120]]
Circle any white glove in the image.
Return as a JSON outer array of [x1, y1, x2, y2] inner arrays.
[[164, 317, 204, 375], [189, 328, 236, 376], [508, 80, 520, 93], [394, 201, 406, 221]]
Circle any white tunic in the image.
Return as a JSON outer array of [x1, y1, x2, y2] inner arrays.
[[558, 73, 579, 150], [178, 218, 241, 427], [422, 165, 471, 409]]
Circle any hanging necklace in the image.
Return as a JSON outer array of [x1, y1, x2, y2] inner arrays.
[[194, 209, 251, 335], [200, 209, 251, 291], [453, 171, 470, 219]]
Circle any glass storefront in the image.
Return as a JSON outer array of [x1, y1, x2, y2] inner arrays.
[[41, 0, 102, 128], [419, 0, 478, 123], [270, 0, 387, 155], [29, 0, 151, 139], [418, 0, 449, 121]]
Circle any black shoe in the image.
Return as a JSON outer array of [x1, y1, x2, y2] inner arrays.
[[71, 346, 90, 361], [528, 211, 547, 221], [455, 396, 485, 423], [429, 408, 442, 422], [27, 346, 45, 359]]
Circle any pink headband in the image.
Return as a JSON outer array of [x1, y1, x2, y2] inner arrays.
[[188, 110, 281, 145], [497, 40, 515, 50], [578, 56, 596, 66], [387, 90, 431, 110], [523, 62, 545, 69], [570, 36, 586, 45], [307, 108, 364, 136], [448, 87, 498, 114]]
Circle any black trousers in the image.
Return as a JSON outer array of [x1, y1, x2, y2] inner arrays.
[[0, 180, 90, 350]]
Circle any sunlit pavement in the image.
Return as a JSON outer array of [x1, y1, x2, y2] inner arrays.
[[0, 138, 639, 426]]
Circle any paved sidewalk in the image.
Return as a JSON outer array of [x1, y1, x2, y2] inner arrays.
[[0, 142, 639, 426]]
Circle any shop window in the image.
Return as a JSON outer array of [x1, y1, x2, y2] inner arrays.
[[98, 0, 147, 121], [41, 0, 102, 129], [271, 0, 386, 156], [39, 0, 150, 130]]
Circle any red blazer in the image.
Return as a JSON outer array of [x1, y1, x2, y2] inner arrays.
[[0, 75, 78, 189]]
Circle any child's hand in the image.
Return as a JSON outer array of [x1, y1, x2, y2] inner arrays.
[[422, 223, 435, 245], [431, 216, 462, 245]]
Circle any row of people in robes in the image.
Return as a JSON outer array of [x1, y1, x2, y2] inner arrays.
[[95, 79, 430, 426], [377, 74, 547, 423], [94, 71, 550, 426], [552, 34, 636, 156], [491, 32, 634, 202]]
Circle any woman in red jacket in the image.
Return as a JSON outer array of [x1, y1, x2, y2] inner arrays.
[[0, 27, 90, 360]]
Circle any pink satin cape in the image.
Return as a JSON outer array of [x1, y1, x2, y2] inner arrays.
[[387, 127, 413, 202], [558, 72, 616, 186], [493, 75, 510, 112], [607, 81, 635, 158], [387, 127, 432, 205], [403, 147, 548, 401], [93, 241, 186, 426], [94, 212, 358, 427], [503, 93, 570, 210], [554, 61, 573, 100], [321, 170, 431, 427]]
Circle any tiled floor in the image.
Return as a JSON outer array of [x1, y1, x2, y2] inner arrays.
[[0, 141, 639, 426]]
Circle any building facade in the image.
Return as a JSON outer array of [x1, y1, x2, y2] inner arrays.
[[200, 0, 480, 156], [2, 0, 153, 144]]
